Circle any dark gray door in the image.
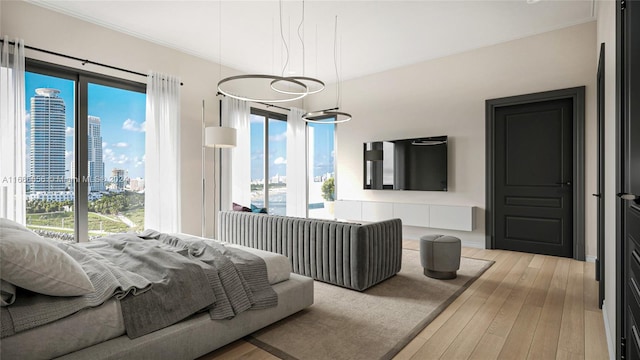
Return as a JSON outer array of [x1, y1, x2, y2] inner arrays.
[[493, 99, 573, 257], [618, 0, 640, 357]]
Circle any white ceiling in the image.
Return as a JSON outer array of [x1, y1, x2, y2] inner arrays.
[[27, 0, 595, 82]]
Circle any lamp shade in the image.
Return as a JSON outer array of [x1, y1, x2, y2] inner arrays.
[[205, 126, 237, 148]]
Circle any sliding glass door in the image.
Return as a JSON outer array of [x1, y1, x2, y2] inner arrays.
[[24, 72, 76, 241], [25, 60, 146, 242], [307, 121, 336, 219], [87, 83, 146, 235], [250, 108, 287, 215]]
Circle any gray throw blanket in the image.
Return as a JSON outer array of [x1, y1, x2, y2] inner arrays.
[[1, 235, 152, 338], [1, 231, 277, 339], [136, 231, 279, 325]]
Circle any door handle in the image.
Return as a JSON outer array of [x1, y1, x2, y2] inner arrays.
[[556, 181, 572, 186], [592, 193, 602, 198], [618, 193, 640, 201], [617, 193, 640, 205]]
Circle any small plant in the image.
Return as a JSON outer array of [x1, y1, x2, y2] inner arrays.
[[321, 177, 335, 202]]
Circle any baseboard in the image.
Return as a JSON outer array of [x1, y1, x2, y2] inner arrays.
[[602, 300, 615, 360], [461, 241, 485, 249], [586, 255, 597, 263]]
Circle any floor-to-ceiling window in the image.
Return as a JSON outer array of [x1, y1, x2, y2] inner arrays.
[[250, 108, 287, 215], [25, 60, 146, 242], [307, 121, 336, 219]]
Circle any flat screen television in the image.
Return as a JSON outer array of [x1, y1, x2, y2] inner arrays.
[[363, 135, 448, 191]]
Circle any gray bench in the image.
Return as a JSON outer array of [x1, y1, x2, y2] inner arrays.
[[218, 211, 403, 291]]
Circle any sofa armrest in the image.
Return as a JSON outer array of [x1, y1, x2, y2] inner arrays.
[[353, 219, 403, 290]]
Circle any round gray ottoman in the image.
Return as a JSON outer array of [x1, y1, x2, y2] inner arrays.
[[420, 234, 461, 279]]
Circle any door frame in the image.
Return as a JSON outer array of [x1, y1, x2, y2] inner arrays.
[[596, 42, 606, 308], [485, 86, 586, 260], [616, 0, 630, 356]]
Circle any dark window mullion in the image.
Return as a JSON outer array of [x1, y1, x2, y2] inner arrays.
[[264, 118, 269, 212], [75, 76, 89, 242]]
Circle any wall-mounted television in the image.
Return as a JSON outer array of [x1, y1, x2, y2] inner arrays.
[[363, 135, 448, 191]]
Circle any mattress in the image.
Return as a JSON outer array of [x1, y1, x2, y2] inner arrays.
[[226, 244, 292, 285], [1, 241, 293, 360], [1, 300, 124, 360], [170, 233, 292, 284]]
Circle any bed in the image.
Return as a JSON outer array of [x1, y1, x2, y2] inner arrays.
[[0, 220, 314, 360]]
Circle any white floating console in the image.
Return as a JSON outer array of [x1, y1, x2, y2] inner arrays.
[[361, 202, 393, 222], [335, 200, 475, 232], [392, 203, 429, 227], [335, 200, 362, 220]]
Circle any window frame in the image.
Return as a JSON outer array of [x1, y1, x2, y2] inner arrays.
[[26, 58, 146, 242]]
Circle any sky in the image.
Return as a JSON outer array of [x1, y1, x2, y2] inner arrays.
[[250, 114, 335, 181], [25, 72, 147, 180]]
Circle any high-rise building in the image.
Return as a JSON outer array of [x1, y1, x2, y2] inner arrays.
[[130, 177, 145, 192], [111, 168, 126, 190], [29, 88, 66, 192], [88, 116, 105, 192]]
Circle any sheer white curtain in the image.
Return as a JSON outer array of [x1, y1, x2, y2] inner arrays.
[[145, 71, 181, 232], [220, 96, 250, 212], [0, 37, 26, 223], [286, 108, 307, 217]]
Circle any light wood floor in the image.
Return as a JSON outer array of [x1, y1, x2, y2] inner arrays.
[[200, 242, 610, 360]]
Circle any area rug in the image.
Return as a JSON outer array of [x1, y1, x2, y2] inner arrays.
[[247, 249, 494, 360]]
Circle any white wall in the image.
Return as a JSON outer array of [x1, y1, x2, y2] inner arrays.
[[1, 2, 601, 257], [307, 22, 597, 251], [596, 0, 617, 358], [0, 1, 250, 237]]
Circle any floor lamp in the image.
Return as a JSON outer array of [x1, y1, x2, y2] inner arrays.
[[202, 125, 237, 238]]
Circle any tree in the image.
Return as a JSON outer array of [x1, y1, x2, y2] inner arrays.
[[321, 177, 335, 202]]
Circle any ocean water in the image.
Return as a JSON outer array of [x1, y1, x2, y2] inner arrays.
[[252, 198, 325, 216]]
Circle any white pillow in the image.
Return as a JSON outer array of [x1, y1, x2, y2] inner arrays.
[[0, 218, 94, 296], [0, 218, 29, 231]]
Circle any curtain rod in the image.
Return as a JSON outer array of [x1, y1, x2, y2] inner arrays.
[[2, 39, 184, 86], [216, 92, 291, 112]]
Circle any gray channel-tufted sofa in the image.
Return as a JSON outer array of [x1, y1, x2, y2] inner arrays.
[[218, 211, 403, 291]]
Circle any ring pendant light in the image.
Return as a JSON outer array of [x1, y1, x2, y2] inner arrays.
[[218, 0, 324, 103], [271, 76, 325, 95], [270, 0, 325, 96], [303, 15, 352, 124], [303, 110, 351, 123], [217, 74, 308, 103]]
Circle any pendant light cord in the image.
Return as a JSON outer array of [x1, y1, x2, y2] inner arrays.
[[334, 15, 340, 109], [279, 0, 290, 77], [298, 0, 305, 76], [219, 1, 222, 82]]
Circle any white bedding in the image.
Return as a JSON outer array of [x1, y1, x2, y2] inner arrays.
[[226, 244, 292, 285], [1, 237, 292, 360], [169, 233, 292, 285]]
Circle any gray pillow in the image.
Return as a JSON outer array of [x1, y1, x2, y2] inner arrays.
[[0, 218, 94, 296], [0, 280, 16, 306]]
